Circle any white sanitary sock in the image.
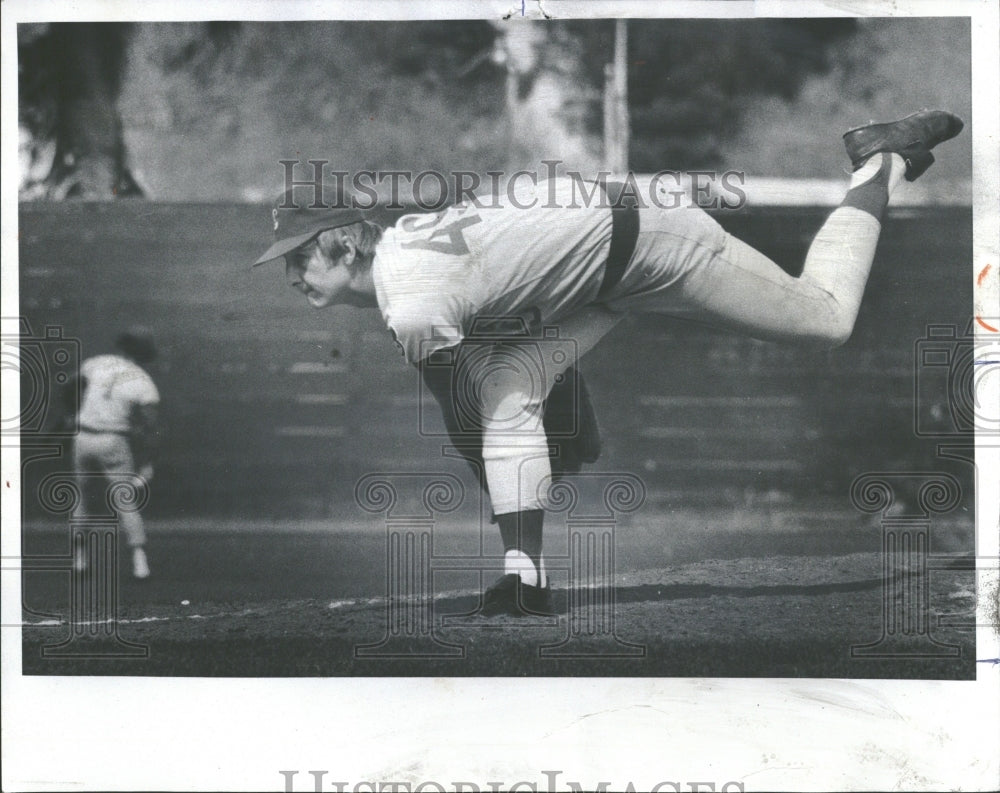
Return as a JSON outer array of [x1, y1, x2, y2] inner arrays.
[[504, 549, 546, 588]]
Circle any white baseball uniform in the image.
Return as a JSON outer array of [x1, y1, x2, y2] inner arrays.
[[373, 175, 891, 514], [77, 355, 159, 433], [74, 354, 159, 546], [374, 179, 613, 364]]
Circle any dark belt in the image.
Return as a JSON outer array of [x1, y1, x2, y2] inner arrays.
[[596, 180, 640, 301], [79, 426, 131, 436]]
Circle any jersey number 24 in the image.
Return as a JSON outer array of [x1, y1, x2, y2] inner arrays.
[[399, 208, 482, 256]]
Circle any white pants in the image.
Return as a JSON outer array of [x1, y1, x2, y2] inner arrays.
[[72, 430, 147, 547]]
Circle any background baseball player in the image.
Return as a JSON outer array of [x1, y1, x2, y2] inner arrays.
[[70, 327, 161, 579], [255, 109, 963, 615]]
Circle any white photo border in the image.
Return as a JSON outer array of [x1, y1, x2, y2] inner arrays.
[[2, 1, 997, 791]]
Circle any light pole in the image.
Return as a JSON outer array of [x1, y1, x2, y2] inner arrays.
[[603, 19, 629, 174]]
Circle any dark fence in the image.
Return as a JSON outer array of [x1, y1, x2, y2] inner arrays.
[[17, 200, 974, 519]]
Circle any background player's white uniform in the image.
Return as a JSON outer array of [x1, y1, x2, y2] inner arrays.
[[78, 354, 159, 434], [74, 354, 160, 565]]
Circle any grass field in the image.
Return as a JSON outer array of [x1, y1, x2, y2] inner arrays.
[[20, 509, 976, 678]]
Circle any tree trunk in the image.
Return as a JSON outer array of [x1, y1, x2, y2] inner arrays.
[[21, 23, 142, 200]]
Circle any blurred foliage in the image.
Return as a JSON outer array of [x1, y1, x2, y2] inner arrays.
[[20, 21, 507, 199], [147, 21, 502, 108], [112, 21, 515, 198], [555, 18, 857, 170], [19, 17, 973, 201], [729, 17, 972, 184]]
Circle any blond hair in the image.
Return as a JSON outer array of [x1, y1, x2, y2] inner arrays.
[[316, 221, 383, 274]]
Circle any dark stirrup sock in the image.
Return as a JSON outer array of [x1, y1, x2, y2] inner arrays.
[[840, 152, 893, 221], [497, 508, 545, 572]]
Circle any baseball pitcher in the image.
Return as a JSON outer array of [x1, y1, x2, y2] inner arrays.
[[254, 110, 963, 616]]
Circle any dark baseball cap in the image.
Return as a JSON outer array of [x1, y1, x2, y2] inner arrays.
[[116, 326, 157, 364], [253, 183, 367, 266]]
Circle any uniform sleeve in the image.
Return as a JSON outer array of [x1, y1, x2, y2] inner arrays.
[[121, 370, 160, 406], [392, 316, 465, 365], [137, 376, 160, 405]]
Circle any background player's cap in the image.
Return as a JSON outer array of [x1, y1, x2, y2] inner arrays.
[[116, 326, 157, 364], [253, 183, 367, 266]]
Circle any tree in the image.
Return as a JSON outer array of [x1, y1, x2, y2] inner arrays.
[[18, 21, 505, 200], [551, 18, 858, 170], [19, 23, 141, 199]]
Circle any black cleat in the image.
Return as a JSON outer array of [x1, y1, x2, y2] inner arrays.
[[480, 574, 553, 617], [843, 109, 964, 181]]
